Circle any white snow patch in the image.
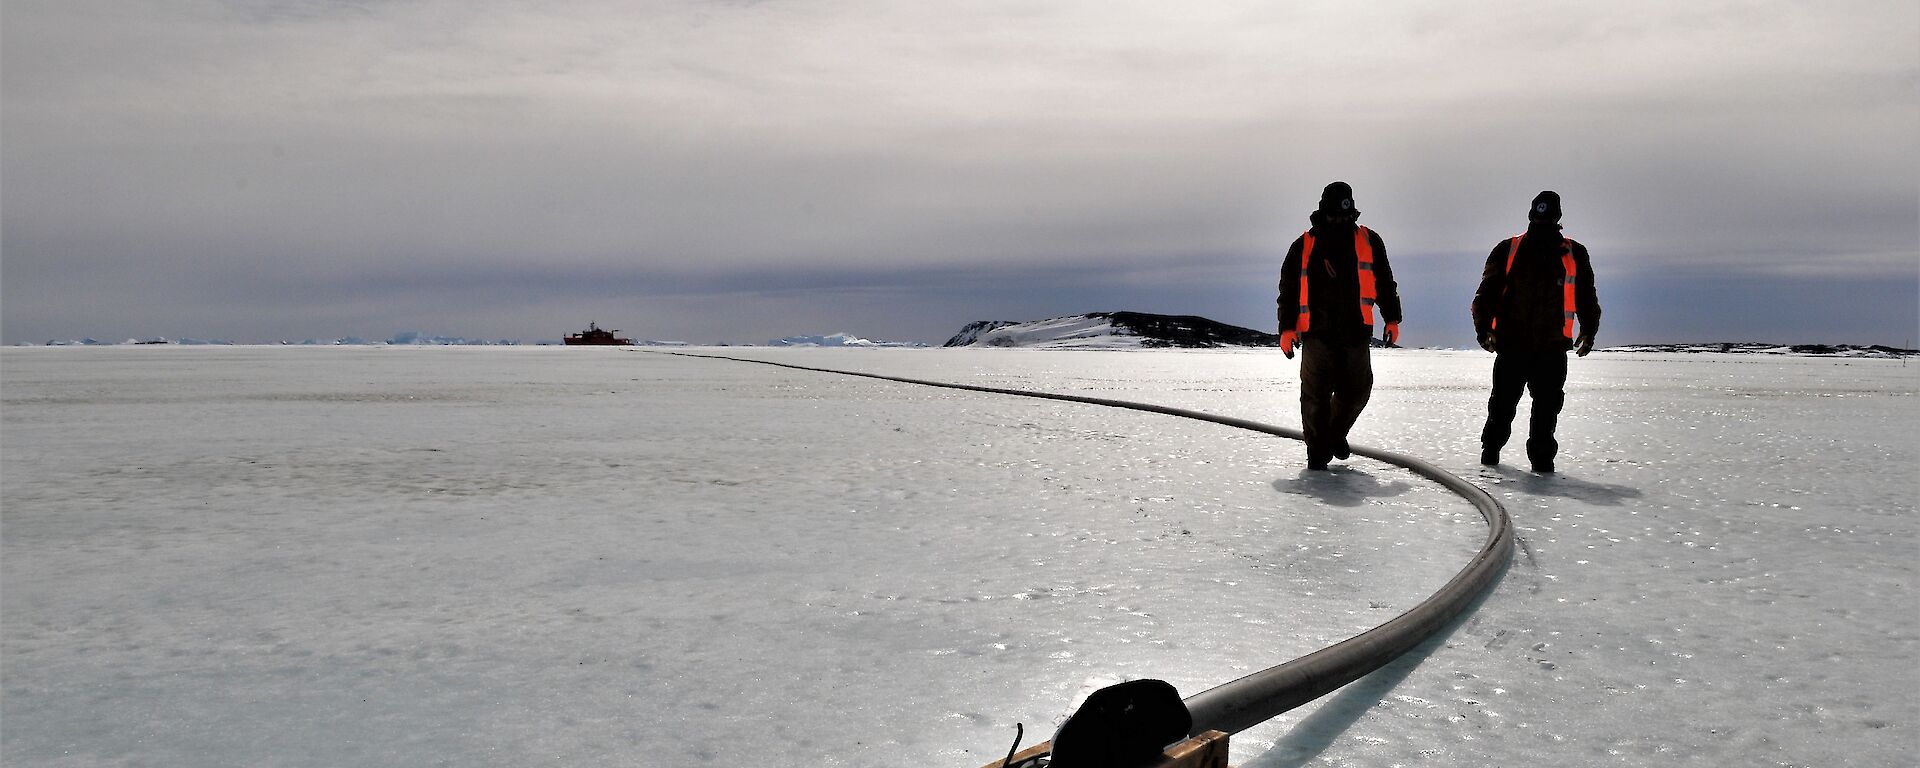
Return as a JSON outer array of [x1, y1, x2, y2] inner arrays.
[[965, 315, 1140, 349]]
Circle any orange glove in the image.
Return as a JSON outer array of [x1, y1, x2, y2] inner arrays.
[[1279, 329, 1298, 359], [1382, 322, 1401, 346]]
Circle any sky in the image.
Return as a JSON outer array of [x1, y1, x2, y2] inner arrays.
[[3, 0, 1917, 347]]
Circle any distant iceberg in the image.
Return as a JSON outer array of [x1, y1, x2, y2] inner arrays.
[[769, 333, 926, 348], [386, 332, 516, 346]]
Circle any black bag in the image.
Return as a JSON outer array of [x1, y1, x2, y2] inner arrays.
[[1047, 679, 1192, 768]]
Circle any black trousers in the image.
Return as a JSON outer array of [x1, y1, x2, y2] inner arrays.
[[1299, 336, 1373, 461], [1481, 350, 1568, 463]]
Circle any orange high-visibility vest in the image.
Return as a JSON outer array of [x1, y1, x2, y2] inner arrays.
[[1294, 226, 1377, 333], [1492, 235, 1578, 340]]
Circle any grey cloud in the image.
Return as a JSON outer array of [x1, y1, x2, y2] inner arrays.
[[4, 0, 1915, 345]]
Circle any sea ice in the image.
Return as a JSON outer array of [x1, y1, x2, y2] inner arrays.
[[2, 346, 1913, 767]]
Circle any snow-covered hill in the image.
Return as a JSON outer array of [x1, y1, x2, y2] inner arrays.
[[943, 312, 1279, 349]]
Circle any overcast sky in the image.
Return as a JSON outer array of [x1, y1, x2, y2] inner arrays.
[[4, 0, 1916, 346]]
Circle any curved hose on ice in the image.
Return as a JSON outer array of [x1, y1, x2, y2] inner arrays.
[[649, 350, 1512, 737]]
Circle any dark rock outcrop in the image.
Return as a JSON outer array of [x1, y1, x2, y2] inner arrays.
[[1104, 311, 1278, 348]]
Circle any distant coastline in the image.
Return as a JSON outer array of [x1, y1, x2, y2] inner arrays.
[[1598, 343, 1917, 359], [13, 313, 1918, 360], [940, 312, 1919, 357], [17, 338, 1917, 359]]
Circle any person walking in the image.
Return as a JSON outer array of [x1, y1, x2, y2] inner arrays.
[[1470, 190, 1602, 473], [1277, 181, 1403, 470]]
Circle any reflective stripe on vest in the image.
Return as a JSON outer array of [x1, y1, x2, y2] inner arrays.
[[1491, 235, 1578, 340], [1295, 226, 1376, 333]]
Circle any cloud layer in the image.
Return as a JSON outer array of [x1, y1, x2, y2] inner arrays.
[[5, 0, 1916, 344]]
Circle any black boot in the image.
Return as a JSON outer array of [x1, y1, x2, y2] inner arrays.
[[1334, 438, 1352, 460], [1480, 447, 1498, 466]]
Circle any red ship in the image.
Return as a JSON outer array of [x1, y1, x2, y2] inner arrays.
[[563, 322, 635, 346]]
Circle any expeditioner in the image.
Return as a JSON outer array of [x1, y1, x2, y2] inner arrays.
[[1277, 181, 1404, 471], [1471, 190, 1602, 473]]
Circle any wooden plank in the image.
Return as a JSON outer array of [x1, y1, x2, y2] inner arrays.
[[974, 730, 1229, 768], [984, 739, 1051, 767], [1155, 730, 1230, 768]]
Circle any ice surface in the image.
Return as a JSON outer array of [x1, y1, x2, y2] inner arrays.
[[3, 346, 1914, 767]]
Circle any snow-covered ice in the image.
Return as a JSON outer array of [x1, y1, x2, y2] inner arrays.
[[3, 346, 1914, 767]]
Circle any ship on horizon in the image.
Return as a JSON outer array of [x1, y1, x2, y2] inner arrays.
[[563, 322, 634, 346]]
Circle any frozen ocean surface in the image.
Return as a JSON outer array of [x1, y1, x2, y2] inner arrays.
[[2, 346, 1914, 767]]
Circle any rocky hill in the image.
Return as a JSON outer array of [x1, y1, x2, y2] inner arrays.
[[944, 312, 1283, 349]]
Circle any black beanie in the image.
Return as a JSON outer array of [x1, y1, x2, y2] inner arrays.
[[1529, 190, 1562, 222], [1318, 182, 1358, 215]]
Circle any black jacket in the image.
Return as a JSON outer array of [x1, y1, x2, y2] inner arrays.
[[1276, 213, 1402, 344], [1471, 222, 1601, 353]]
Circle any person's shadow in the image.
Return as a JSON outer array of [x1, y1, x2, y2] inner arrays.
[[1481, 465, 1644, 506], [1272, 467, 1412, 508]]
